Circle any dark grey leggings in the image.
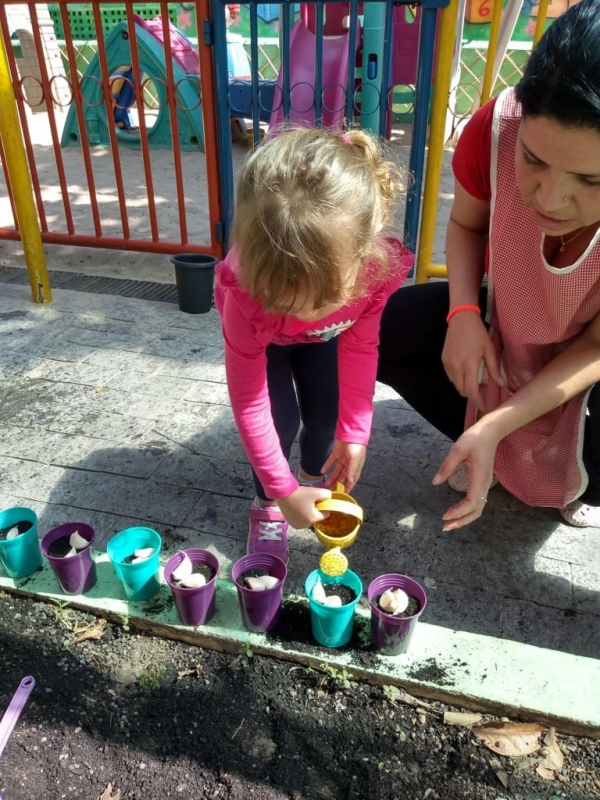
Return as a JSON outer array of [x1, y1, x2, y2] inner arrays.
[[253, 338, 338, 502], [376, 281, 600, 506]]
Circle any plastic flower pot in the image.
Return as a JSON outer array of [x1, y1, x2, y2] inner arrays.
[[231, 553, 287, 633], [106, 527, 162, 602], [41, 522, 97, 595], [170, 253, 219, 314], [0, 506, 42, 579], [368, 573, 428, 656], [305, 568, 363, 648], [164, 548, 220, 626]]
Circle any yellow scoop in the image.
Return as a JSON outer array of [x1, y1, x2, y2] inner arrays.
[[314, 482, 363, 550]]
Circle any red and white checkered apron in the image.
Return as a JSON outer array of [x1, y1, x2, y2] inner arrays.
[[464, 89, 600, 507]]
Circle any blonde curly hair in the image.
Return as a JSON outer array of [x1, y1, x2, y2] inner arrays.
[[232, 126, 403, 314]]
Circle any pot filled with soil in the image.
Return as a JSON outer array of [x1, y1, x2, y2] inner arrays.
[[231, 553, 287, 633], [106, 527, 162, 602], [41, 522, 97, 595], [305, 567, 363, 648], [0, 506, 42, 579], [314, 482, 363, 550], [164, 548, 220, 626], [368, 573, 427, 656]]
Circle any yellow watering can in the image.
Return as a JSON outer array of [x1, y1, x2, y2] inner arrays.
[[314, 482, 363, 550]]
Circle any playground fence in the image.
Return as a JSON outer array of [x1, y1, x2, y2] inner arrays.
[[0, 0, 224, 258]]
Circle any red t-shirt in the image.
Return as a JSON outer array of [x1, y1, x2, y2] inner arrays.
[[451, 96, 498, 200]]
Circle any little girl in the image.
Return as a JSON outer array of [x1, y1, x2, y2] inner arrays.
[[214, 127, 413, 563]]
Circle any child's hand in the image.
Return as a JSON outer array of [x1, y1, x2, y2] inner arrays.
[[321, 441, 366, 492], [277, 486, 331, 530]]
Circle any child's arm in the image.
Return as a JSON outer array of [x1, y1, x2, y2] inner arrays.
[[220, 291, 299, 500]]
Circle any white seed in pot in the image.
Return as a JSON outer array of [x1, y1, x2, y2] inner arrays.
[[311, 580, 327, 604], [324, 595, 343, 608], [171, 552, 193, 582], [380, 588, 410, 615], [133, 548, 154, 560], [6, 527, 20, 539], [66, 547, 78, 557], [179, 573, 206, 588], [69, 530, 89, 550], [245, 575, 280, 591]]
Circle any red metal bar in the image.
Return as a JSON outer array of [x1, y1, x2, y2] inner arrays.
[[123, 3, 159, 242], [0, 228, 217, 254], [28, 2, 76, 234], [59, 1, 103, 237], [92, 0, 131, 239], [158, 0, 188, 244]]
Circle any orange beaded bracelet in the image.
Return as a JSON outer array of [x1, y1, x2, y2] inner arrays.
[[446, 304, 481, 324]]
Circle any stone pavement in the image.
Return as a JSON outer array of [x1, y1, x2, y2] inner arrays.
[[0, 279, 599, 735]]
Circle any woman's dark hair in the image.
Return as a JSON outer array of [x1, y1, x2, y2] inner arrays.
[[515, 0, 600, 130]]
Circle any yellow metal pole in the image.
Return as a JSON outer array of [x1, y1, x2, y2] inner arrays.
[[480, 0, 504, 105], [0, 32, 51, 303], [533, 0, 549, 46], [415, 0, 459, 284]]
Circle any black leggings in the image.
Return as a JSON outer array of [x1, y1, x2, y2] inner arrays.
[[376, 281, 600, 506]]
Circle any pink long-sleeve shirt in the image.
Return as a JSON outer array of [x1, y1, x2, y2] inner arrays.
[[214, 237, 413, 499]]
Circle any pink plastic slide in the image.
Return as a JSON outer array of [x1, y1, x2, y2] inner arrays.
[[269, 19, 358, 131], [136, 15, 200, 75]]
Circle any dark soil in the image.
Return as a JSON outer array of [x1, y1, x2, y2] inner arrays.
[[322, 584, 356, 605], [0, 522, 32, 540], [47, 537, 76, 559], [375, 594, 421, 619], [0, 591, 599, 800]]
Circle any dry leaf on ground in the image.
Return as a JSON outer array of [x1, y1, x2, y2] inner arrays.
[[537, 765, 557, 781], [71, 618, 107, 644], [535, 727, 565, 779], [99, 784, 121, 800], [443, 711, 483, 726], [177, 664, 203, 680], [473, 721, 546, 757]]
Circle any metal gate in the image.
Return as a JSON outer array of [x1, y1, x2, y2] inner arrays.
[[0, 0, 448, 294], [0, 0, 224, 259]]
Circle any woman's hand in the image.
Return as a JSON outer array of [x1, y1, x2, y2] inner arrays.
[[442, 312, 503, 413], [277, 486, 331, 530], [321, 441, 367, 492], [432, 425, 500, 531]]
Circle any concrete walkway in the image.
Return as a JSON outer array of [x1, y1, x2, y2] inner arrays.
[[0, 280, 599, 736]]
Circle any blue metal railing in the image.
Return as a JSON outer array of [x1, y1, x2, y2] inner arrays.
[[210, 0, 450, 251]]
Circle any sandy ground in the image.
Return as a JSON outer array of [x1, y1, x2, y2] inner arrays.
[[0, 108, 454, 280]]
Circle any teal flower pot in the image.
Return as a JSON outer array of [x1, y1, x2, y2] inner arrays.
[[107, 527, 162, 602], [0, 507, 42, 579], [305, 568, 362, 648]]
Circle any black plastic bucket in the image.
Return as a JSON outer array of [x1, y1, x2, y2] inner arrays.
[[170, 253, 219, 314]]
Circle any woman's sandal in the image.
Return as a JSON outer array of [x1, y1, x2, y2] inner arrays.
[[559, 500, 600, 528], [447, 463, 498, 494]]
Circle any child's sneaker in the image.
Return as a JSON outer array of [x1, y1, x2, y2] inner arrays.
[[248, 500, 289, 563]]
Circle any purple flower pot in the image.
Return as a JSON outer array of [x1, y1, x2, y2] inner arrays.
[[368, 574, 427, 656], [164, 549, 220, 626], [231, 553, 287, 633], [41, 523, 97, 595]]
